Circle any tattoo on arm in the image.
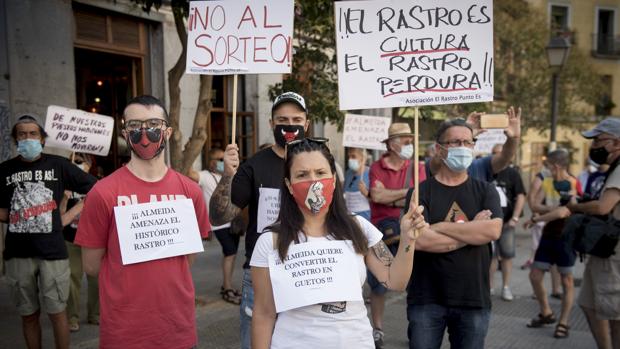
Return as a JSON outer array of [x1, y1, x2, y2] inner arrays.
[[372, 241, 394, 267], [209, 175, 241, 226], [405, 245, 411, 253]]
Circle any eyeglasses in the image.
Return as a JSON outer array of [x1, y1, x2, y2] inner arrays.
[[124, 118, 168, 131], [438, 139, 476, 148], [285, 138, 329, 159]]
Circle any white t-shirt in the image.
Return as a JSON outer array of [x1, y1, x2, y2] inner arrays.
[[198, 170, 231, 230], [250, 215, 383, 349]]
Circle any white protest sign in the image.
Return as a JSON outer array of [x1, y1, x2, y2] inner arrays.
[[268, 240, 363, 313], [45, 105, 114, 156], [344, 191, 371, 213], [114, 199, 204, 265], [343, 114, 390, 151], [335, 0, 494, 110], [474, 129, 507, 154], [186, 0, 294, 75], [257, 187, 280, 233]]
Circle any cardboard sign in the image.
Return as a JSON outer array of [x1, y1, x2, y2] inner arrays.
[[343, 114, 391, 151], [268, 240, 363, 313], [45, 105, 114, 156], [186, 0, 294, 75], [114, 199, 204, 265], [335, 0, 494, 110], [257, 187, 280, 233], [474, 129, 507, 154]]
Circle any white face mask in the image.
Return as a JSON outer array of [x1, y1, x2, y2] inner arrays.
[[399, 144, 414, 160], [348, 158, 360, 171]]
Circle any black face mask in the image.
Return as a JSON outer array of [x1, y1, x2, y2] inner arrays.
[[589, 146, 609, 165], [273, 125, 305, 147]]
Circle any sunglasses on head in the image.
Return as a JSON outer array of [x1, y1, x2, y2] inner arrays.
[[284, 137, 329, 159]]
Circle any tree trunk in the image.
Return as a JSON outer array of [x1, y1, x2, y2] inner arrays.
[[167, 8, 187, 171], [180, 75, 212, 175]]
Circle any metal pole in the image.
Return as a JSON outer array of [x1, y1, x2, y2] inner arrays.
[[549, 72, 560, 151]]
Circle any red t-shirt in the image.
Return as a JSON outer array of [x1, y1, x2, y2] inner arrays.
[[75, 166, 210, 349], [369, 155, 426, 225]]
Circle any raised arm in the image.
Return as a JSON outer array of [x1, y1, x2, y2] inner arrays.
[[209, 144, 242, 226], [491, 106, 521, 174]]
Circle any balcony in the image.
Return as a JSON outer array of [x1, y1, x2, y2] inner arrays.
[[592, 34, 620, 58]]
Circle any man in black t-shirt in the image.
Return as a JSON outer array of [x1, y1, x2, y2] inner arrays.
[[209, 92, 309, 349], [0, 115, 97, 349], [489, 144, 526, 302], [404, 119, 502, 349]]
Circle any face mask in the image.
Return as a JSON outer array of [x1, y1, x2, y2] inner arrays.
[[75, 163, 88, 172], [215, 161, 225, 173], [348, 158, 360, 172], [589, 146, 609, 165], [443, 146, 473, 172], [17, 139, 43, 161], [398, 144, 414, 160], [290, 178, 335, 215], [126, 128, 166, 160], [273, 125, 305, 147]]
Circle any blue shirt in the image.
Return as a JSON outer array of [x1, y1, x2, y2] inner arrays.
[[344, 168, 371, 220]]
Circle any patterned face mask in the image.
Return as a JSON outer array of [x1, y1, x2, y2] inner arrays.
[[290, 178, 335, 215]]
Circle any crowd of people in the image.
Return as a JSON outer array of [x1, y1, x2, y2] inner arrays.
[[0, 92, 619, 349]]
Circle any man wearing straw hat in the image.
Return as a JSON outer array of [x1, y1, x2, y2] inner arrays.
[[0, 114, 97, 349], [367, 121, 426, 348]]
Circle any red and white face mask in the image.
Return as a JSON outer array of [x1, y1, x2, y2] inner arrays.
[[290, 177, 335, 215], [126, 128, 166, 160]]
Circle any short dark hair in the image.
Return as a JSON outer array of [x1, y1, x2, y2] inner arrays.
[[123, 95, 168, 121], [208, 148, 223, 160], [11, 114, 48, 143], [546, 149, 570, 168], [435, 118, 474, 142]]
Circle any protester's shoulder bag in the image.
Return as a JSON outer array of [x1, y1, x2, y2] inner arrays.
[[563, 214, 620, 260]]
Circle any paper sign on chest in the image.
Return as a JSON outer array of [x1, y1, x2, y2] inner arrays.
[[335, 0, 494, 110], [114, 199, 204, 265], [268, 240, 363, 313], [186, 0, 294, 75]]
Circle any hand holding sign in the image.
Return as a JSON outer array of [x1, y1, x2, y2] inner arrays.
[[400, 194, 427, 242], [223, 144, 240, 176]]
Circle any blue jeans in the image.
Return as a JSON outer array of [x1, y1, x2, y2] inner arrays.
[[407, 303, 490, 349], [240, 269, 254, 349]]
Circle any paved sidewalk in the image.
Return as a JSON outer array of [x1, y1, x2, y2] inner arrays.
[[0, 227, 596, 348]]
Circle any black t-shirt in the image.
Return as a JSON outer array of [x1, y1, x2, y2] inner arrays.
[[62, 192, 86, 243], [493, 166, 526, 223], [231, 147, 284, 268], [0, 154, 97, 260], [405, 176, 502, 309]]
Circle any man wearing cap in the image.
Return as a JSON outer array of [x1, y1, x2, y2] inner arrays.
[[367, 122, 426, 348], [210, 91, 309, 349], [567, 118, 620, 349], [0, 115, 97, 349]]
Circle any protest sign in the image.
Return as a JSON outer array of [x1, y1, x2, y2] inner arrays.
[[343, 113, 390, 150], [257, 187, 280, 233], [268, 240, 363, 312], [114, 199, 204, 265], [474, 129, 507, 154], [335, 0, 494, 110], [186, 0, 294, 75], [45, 105, 114, 156]]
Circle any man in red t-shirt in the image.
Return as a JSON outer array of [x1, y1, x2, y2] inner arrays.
[[75, 95, 211, 349], [367, 122, 426, 348]]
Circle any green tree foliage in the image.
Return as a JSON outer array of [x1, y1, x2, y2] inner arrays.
[[269, 0, 344, 128]]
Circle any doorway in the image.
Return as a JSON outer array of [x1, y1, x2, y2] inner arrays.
[[74, 48, 143, 176]]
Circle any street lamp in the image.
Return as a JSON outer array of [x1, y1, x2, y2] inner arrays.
[[546, 36, 571, 151]]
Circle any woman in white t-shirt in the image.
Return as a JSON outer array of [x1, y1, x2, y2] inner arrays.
[[250, 139, 427, 349]]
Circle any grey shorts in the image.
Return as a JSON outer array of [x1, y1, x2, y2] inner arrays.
[[5, 258, 70, 316], [578, 243, 620, 320], [492, 224, 516, 259]]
